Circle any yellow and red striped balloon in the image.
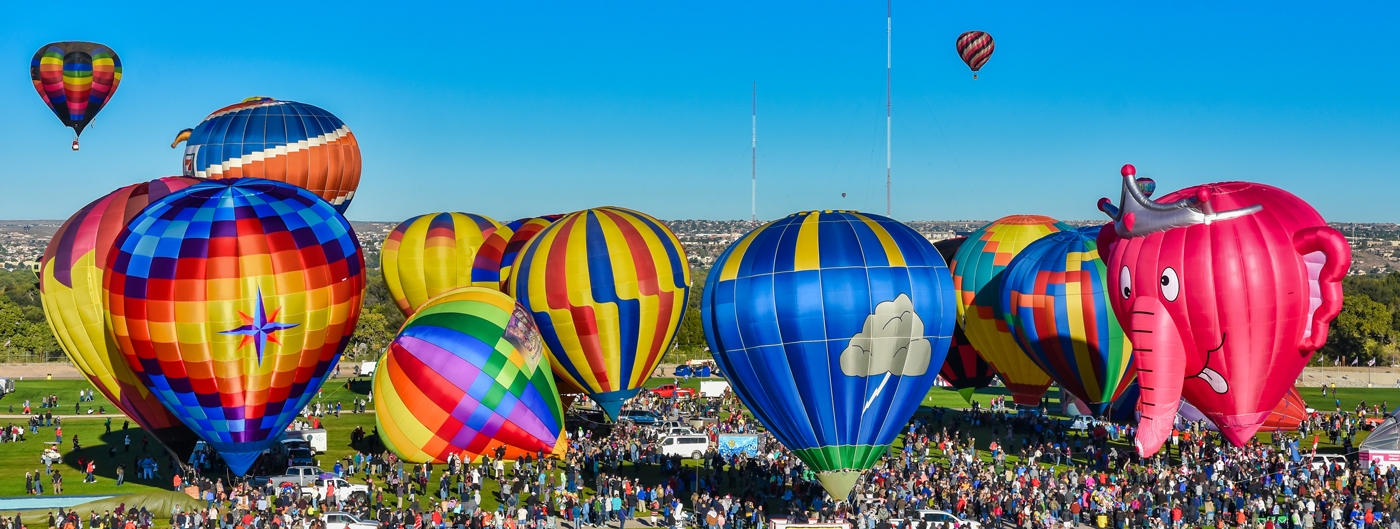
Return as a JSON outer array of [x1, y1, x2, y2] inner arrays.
[[510, 207, 690, 420], [39, 177, 201, 451], [381, 212, 503, 316]]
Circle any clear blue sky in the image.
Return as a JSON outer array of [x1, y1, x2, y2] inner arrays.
[[1, 2, 1397, 223]]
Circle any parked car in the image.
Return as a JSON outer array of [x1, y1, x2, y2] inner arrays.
[[321, 512, 378, 529], [1310, 454, 1347, 471], [618, 409, 660, 425], [286, 448, 315, 467], [650, 384, 696, 398], [1067, 416, 1100, 432], [302, 478, 370, 504], [915, 510, 981, 529], [659, 434, 712, 459], [255, 465, 325, 487]]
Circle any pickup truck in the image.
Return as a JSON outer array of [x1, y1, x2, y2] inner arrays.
[[650, 384, 695, 398], [255, 465, 325, 487], [301, 478, 370, 504]]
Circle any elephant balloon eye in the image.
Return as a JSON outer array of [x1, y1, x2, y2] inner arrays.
[[1119, 266, 1131, 299], [1160, 267, 1180, 302]]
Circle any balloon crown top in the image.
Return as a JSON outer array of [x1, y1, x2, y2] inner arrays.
[[788, 210, 859, 218], [242, 96, 276, 103], [1096, 163, 1262, 238]]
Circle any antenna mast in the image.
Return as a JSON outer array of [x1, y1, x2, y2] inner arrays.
[[885, 0, 892, 216], [752, 82, 757, 225]]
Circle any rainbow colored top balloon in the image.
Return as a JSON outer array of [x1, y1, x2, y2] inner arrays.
[[40, 177, 200, 451], [103, 178, 365, 475], [172, 98, 361, 213], [375, 287, 565, 463], [30, 42, 121, 145], [1097, 164, 1349, 454], [702, 211, 956, 499], [511, 207, 690, 420], [950, 215, 1071, 406], [1000, 227, 1136, 413], [932, 238, 994, 403], [381, 212, 503, 316]]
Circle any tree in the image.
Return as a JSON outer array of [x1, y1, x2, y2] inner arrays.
[[1323, 294, 1394, 363], [349, 310, 394, 359]]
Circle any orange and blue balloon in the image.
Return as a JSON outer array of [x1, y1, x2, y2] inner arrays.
[[1000, 227, 1136, 413], [172, 97, 361, 212], [30, 42, 121, 149], [40, 177, 201, 452], [374, 287, 565, 463], [103, 178, 365, 475], [381, 212, 503, 316], [511, 207, 690, 420]]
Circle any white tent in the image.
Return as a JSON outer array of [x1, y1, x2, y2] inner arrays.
[[1360, 416, 1400, 470]]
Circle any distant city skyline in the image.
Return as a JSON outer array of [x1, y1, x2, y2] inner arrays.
[[1, 2, 1397, 223]]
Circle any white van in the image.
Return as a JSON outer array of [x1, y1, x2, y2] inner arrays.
[[660, 434, 712, 459]]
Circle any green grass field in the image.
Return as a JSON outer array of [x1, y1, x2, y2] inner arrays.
[[4, 374, 1399, 517]]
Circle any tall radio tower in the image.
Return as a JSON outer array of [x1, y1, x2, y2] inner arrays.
[[885, 0, 892, 216], [752, 82, 757, 225]]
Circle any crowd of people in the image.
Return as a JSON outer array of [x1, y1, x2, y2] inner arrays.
[[17, 378, 1400, 529]]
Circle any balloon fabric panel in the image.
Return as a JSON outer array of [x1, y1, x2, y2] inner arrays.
[[511, 208, 689, 420], [40, 177, 201, 451], [374, 287, 563, 463], [103, 178, 364, 475], [702, 211, 956, 499], [30, 42, 121, 137], [479, 215, 565, 292]]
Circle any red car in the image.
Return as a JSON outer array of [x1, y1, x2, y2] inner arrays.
[[650, 384, 696, 398]]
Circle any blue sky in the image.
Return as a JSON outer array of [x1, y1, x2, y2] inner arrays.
[[1, 2, 1396, 222]]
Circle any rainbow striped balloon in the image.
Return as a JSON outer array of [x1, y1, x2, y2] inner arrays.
[[474, 215, 565, 292], [511, 207, 690, 420], [176, 98, 361, 213], [30, 42, 122, 140], [103, 178, 365, 475], [1001, 227, 1136, 411], [381, 212, 503, 316], [374, 287, 564, 463], [950, 215, 1071, 406], [40, 177, 201, 451]]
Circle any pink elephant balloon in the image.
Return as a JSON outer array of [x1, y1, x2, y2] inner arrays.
[[1096, 164, 1350, 455]]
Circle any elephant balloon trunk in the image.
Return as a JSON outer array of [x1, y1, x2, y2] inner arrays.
[[1129, 296, 1186, 457]]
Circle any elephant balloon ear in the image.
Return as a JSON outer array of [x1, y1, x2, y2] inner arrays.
[[1293, 226, 1352, 353]]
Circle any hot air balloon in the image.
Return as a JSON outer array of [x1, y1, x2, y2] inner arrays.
[[171, 97, 361, 213], [40, 177, 201, 452], [31, 42, 122, 150], [511, 207, 690, 420], [1097, 164, 1349, 455], [381, 212, 503, 317], [951, 215, 1071, 407], [702, 210, 956, 500], [473, 215, 565, 292], [932, 238, 994, 403], [1000, 227, 1136, 413], [1177, 386, 1307, 433], [374, 287, 565, 463], [955, 31, 994, 79], [103, 178, 365, 475]]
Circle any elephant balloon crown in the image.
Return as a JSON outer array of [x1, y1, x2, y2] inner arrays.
[[1097, 164, 1262, 238]]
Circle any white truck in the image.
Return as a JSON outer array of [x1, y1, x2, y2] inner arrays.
[[257, 465, 325, 487], [699, 380, 730, 398], [286, 428, 328, 453], [301, 478, 370, 504], [358, 362, 377, 377]]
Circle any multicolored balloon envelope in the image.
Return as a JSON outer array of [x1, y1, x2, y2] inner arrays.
[[31, 42, 121, 147], [511, 207, 690, 420], [702, 210, 956, 500], [955, 31, 994, 79], [932, 238, 994, 403], [103, 178, 365, 475], [1000, 227, 1136, 413], [474, 215, 565, 292], [381, 212, 503, 316], [374, 287, 565, 463], [40, 177, 201, 452], [172, 97, 361, 212], [1097, 164, 1349, 455], [951, 215, 1071, 406], [1177, 385, 1307, 433]]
